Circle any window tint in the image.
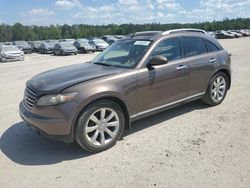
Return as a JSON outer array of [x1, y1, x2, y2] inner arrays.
[[205, 40, 220, 52], [151, 38, 181, 61], [182, 37, 206, 57]]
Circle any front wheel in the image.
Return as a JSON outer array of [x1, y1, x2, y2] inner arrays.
[[202, 72, 228, 106], [75, 100, 125, 152]]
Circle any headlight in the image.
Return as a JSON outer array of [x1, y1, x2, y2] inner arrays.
[[1, 52, 7, 57], [36, 92, 78, 106]]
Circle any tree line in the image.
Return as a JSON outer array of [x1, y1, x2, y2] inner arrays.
[[0, 18, 249, 42]]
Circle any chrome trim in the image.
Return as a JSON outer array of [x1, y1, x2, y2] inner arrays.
[[130, 92, 205, 119], [176, 65, 187, 70], [209, 58, 216, 63], [162, 28, 207, 35]]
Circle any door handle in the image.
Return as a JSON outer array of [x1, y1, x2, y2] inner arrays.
[[176, 65, 187, 70], [209, 58, 216, 63]]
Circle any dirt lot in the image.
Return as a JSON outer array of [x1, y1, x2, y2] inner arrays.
[[0, 38, 250, 188]]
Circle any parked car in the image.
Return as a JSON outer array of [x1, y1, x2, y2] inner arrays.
[[0, 45, 24, 62], [39, 41, 57, 54], [238, 29, 250, 36], [19, 29, 231, 152], [12, 41, 32, 54], [208, 32, 216, 38], [28, 41, 42, 52], [74, 39, 95, 53], [215, 31, 235, 39], [59, 39, 75, 44], [101, 35, 118, 45], [114, 35, 125, 39], [53, 42, 78, 55], [227, 31, 243, 38], [89, 39, 110, 51], [4, 42, 12, 45]]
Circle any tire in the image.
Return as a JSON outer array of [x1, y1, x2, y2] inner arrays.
[[202, 72, 228, 106], [75, 100, 125, 152]]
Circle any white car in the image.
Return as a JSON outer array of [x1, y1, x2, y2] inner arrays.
[[0, 45, 25, 62]]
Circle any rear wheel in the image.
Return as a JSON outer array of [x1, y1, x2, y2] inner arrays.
[[75, 100, 125, 152], [202, 72, 228, 106]]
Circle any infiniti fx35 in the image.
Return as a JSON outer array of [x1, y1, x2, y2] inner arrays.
[[19, 30, 231, 152]]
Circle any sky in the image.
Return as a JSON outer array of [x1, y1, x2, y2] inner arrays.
[[0, 0, 250, 25]]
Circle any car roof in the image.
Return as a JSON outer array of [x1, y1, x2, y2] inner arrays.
[[124, 29, 208, 41], [123, 29, 223, 49]]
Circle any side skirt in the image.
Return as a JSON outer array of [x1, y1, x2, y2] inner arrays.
[[130, 92, 205, 122]]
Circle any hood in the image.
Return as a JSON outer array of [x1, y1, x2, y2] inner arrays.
[[62, 46, 77, 51], [27, 63, 125, 95], [16, 44, 31, 49], [3, 50, 23, 56], [96, 43, 109, 47], [80, 43, 93, 48]]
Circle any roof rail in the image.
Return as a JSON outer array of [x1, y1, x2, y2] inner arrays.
[[162, 28, 207, 35], [127, 31, 162, 38]]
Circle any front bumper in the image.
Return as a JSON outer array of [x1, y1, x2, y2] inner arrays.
[[1, 55, 24, 62], [96, 46, 108, 51], [62, 50, 77, 55], [19, 102, 74, 143], [22, 48, 32, 53]]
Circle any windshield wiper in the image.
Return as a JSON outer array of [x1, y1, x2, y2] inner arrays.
[[93, 62, 112, 67]]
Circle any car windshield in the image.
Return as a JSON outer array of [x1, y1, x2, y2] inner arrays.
[[33, 41, 41, 45], [14, 41, 27, 45], [105, 36, 117, 40], [60, 42, 73, 48], [78, 39, 89, 44], [2, 46, 19, 51], [48, 41, 57, 47], [93, 40, 106, 44], [92, 39, 151, 68]]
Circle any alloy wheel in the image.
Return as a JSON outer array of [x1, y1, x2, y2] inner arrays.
[[211, 76, 226, 102], [85, 108, 120, 146]]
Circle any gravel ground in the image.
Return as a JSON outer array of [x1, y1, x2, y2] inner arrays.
[[0, 38, 250, 188]]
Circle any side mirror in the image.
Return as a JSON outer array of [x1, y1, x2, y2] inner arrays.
[[147, 55, 168, 69]]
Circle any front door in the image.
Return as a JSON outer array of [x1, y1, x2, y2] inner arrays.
[[135, 38, 188, 115]]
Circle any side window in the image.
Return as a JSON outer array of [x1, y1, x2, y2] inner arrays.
[[205, 40, 220, 52], [182, 37, 206, 57], [151, 38, 182, 62]]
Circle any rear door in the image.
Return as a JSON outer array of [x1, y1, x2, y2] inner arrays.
[[180, 37, 218, 96]]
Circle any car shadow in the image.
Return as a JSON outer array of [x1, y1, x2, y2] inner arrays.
[[0, 101, 207, 166], [124, 101, 207, 136]]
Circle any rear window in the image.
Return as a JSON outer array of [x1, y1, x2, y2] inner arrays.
[[204, 40, 220, 52], [182, 37, 206, 57]]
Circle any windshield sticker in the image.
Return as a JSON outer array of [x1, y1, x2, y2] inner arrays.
[[134, 41, 151, 46]]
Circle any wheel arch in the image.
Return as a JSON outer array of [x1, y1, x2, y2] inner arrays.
[[71, 96, 131, 139]]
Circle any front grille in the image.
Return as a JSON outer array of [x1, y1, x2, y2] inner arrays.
[[24, 87, 38, 108]]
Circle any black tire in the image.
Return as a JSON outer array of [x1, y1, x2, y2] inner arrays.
[[75, 100, 125, 152], [202, 72, 228, 106]]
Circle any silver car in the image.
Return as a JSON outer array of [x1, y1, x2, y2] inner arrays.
[[89, 39, 110, 51], [0, 45, 24, 62]]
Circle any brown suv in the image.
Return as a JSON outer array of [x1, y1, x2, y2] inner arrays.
[[19, 30, 231, 152]]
